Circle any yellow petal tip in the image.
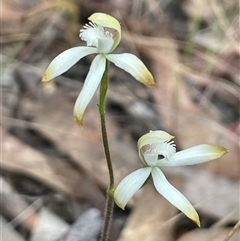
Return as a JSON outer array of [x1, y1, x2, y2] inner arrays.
[[185, 206, 200, 227], [148, 80, 156, 87], [74, 116, 83, 127], [140, 71, 155, 87], [194, 218, 201, 227], [215, 146, 228, 158], [115, 202, 125, 210], [220, 146, 228, 155], [42, 72, 49, 82], [146, 75, 156, 87]]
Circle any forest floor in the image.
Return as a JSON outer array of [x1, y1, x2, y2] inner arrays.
[[1, 0, 240, 240]]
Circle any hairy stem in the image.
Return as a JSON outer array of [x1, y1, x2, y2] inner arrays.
[[99, 60, 115, 241]]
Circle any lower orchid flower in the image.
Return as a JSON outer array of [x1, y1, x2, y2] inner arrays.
[[114, 130, 228, 226]]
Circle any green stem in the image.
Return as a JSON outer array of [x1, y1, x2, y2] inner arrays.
[[99, 60, 115, 241]]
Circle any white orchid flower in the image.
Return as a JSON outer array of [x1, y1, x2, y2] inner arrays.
[[42, 12, 155, 126], [114, 130, 228, 226]]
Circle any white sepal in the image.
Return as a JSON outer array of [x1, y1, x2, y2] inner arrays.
[[114, 167, 152, 210], [73, 54, 106, 126], [42, 47, 98, 82], [151, 167, 200, 226], [106, 53, 155, 86], [160, 144, 228, 167]]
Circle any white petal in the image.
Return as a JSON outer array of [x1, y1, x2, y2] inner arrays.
[[114, 167, 152, 210], [106, 53, 155, 86], [160, 144, 228, 167], [151, 168, 200, 226], [73, 55, 106, 126], [42, 47, 98, 82]]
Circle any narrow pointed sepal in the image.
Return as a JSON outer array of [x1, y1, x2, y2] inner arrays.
[[106, 53, 155, 86], [114, 167, 152, 210], [73, 55, 106, 126], [161, 144, 228, 167], [42, 47, 98, 82], [151, 167, 200, 226]]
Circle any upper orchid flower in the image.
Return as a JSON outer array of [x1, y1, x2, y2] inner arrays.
[[114, 130, 228, 226], [42, 12, 155, 126]]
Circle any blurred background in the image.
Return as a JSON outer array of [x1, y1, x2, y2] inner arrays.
[[1, 0, 239, 240]]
